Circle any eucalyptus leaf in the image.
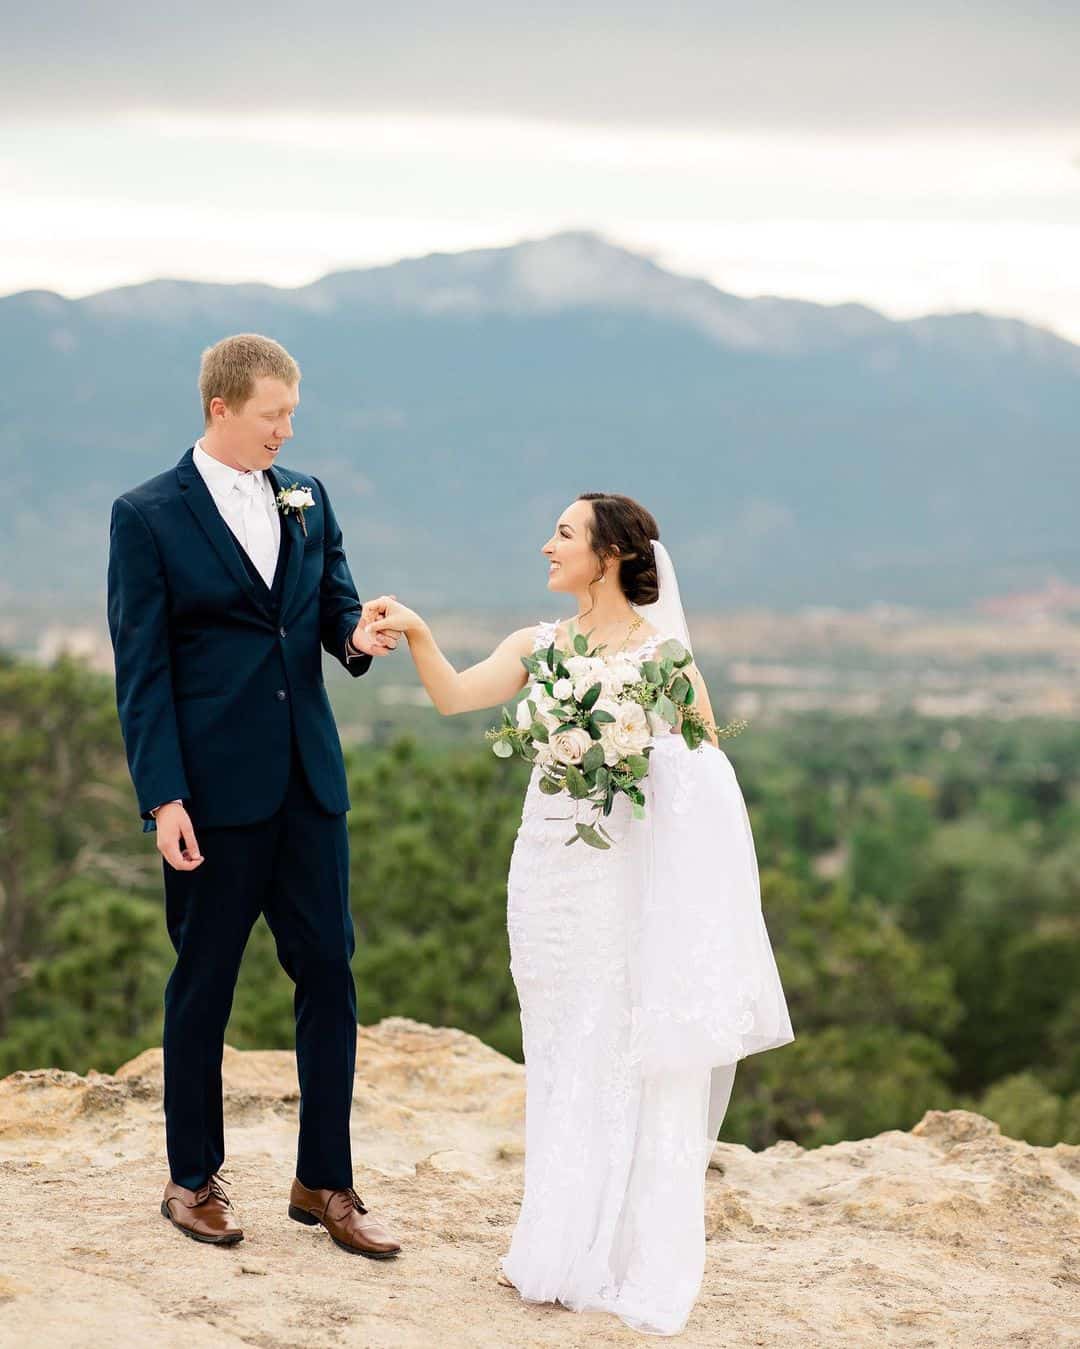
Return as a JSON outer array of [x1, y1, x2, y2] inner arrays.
[[632, 801, 646, 820], [658, 639, 689, 664], [580, 682, 601, 711], [582, 744, 605, 774], [573, 633, 589, 656], [538, 775, 563, 795], [669, 675, 691, 705], [590, 709, 615, 725], [641, 660, 662, 684], [654, 693, 679, 725], [531, 721, 550, 743], [565, 765, 591, 799], [576, 822, 611, 850], [627, 754, 650, 780], [492, 740, 514, 758]]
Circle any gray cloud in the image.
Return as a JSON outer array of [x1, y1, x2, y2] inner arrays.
[[4, 1, 1080, 130]]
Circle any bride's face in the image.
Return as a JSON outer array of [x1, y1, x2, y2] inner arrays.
[[541, 500, 602, 593]]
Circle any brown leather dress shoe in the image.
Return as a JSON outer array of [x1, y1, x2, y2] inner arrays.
[[288, 1179, 401, 1258], [161, 1174, 244, 1245]]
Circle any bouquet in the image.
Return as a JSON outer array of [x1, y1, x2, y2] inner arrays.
[[486, 629, 746, 849]]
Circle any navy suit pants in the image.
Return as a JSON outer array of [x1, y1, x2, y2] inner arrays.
[[162, 744, 356, 1192]]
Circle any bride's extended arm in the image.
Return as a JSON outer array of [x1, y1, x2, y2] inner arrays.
[[367, 601, 535, 715]]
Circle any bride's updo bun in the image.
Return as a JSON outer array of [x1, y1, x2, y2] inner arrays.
[[578, 493, 661, 605]]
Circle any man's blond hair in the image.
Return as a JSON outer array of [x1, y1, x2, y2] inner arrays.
[[198, 333, 301, 425]]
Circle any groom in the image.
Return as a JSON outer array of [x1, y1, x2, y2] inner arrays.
[[107, 333, 400, 1255]]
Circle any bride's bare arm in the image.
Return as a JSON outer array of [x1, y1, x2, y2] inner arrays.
[[683, 661, 720, 748], [367, 602, 535, 715]]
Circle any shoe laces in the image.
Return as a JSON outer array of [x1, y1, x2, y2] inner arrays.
[[197, 1173, 232, 1206], [344, 1186, 368, 1214]]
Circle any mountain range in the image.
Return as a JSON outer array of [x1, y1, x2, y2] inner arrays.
[[1, 230, 1076, 617]]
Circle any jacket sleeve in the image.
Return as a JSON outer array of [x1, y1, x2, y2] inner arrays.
[[314, 475, 372, 678], [107, 496, 191, 825]]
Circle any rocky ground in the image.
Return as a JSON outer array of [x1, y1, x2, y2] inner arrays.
[[1, 1018, 1078, 1347]]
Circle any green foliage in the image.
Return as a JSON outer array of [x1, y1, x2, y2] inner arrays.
[[344, 736, 529, 1059], [3, 652, 1079, 1150], [973, 1071, 1080, 1147]]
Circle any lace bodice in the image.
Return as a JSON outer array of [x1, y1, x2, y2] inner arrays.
[[531, 617, 664, 663]]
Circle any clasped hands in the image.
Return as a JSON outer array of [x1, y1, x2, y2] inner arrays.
[[351, 594, 421, 656]]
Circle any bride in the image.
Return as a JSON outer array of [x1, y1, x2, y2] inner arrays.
[[364, 492, 794, 1336]]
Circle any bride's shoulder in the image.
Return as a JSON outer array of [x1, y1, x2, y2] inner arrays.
[[495, 621, 558, 658]]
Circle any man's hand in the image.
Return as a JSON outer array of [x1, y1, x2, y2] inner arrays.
[[353, 595, 401, 657], [154, 802, 204, 871], [366, 599, 427, 639]]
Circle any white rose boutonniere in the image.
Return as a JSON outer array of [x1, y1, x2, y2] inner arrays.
[[275, 482, 316, 535]]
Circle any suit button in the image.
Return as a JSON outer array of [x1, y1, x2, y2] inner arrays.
[[279, 626, 287, 638], [276, 689, 287, 701]]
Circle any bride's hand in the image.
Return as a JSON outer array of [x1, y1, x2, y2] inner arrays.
[[367, 599, 427, 639]]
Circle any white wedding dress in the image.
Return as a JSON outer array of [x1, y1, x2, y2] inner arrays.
[[499, 620, 795, 1337]]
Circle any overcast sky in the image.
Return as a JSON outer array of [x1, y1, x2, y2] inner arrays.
[[4, 3, 1079, 335]]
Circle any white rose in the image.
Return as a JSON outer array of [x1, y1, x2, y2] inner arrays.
[[573, 673, 608, 701], [564, 655, 597, 679], [552, 677, 574, 701], [604, 656, 641, 692], [591, 697, 623, 765], [515, 699, 534, 731], [284, 487, 315, 508], [566, 655, 606, 700], [550, 726, 593, 766], [532, 690, 561, 729], [600, 701, 651, 763]]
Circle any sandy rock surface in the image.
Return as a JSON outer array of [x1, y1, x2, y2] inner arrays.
[[1, 1018, 1078, 1347]]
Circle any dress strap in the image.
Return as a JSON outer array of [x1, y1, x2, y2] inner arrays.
[[533, 619, 559, 652]]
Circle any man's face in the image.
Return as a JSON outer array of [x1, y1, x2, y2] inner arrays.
[[208, 376, 299, 472]]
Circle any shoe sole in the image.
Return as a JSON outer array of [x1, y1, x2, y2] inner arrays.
[[287, 1203, 400, 1258], [160, 1200, 244, 1245]]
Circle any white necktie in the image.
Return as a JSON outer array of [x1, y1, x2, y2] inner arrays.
[[234, 472, 278, 588]]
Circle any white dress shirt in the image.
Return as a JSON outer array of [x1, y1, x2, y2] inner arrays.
[[193, 440, 281, 587]]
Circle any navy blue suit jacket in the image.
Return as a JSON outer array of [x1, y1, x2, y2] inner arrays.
[[107, 447, 372, 830]]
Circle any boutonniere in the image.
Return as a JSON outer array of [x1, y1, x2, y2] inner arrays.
[[275, 482, 316, 536]]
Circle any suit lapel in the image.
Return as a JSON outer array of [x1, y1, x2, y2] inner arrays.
[[176, 447, 267, 615], [267, 464, 306, 621]]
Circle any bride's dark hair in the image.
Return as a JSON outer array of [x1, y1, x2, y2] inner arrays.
[[578, 493, 661, 605]]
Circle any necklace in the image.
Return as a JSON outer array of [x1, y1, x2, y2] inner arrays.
[[569, 612, 644, 654], [615, 614, 645, 653]]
